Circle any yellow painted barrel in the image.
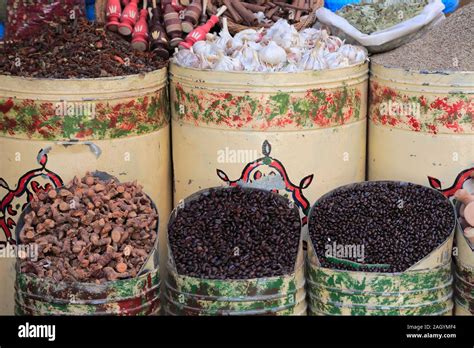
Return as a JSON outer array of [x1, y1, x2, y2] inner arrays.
[[164, 187, 307, 316], [0, 69, 171, 315], [170, 62, 368, 226], [307, 238, 455, 316], [368, 62, 474, 194], [306, 182, 456, 316], [454, 204, 474, 315]]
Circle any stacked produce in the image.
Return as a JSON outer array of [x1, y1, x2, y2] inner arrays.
[[309, 182, 455, 273], [455, 181, 474, 247], [173, 18, 367, 72], [372, 3, 474, 71], [0, 18, 167, 78], [168, 187, 301, 279], [208, 0, 321, 29], [18, 173, 158, 284], [336, 0, 429, 34]]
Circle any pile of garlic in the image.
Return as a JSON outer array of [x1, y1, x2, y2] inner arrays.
[[173, 19, 368, 72]]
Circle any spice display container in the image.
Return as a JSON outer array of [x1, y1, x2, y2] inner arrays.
[[164, 187, 306, 316], [0, 68, 171, 315], [307, 182, 456, 316], [454, 202, 474, 315], [368, 63, 474, 191], [14, 172, 161, 315], [170, 62, 368, 226]]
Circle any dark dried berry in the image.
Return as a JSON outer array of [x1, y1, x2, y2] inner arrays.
[[308, 182, 455, 273], [0, 19, 167, 79], [168, 187, 301, 280]]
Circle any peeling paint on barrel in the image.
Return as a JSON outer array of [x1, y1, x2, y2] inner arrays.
[[164, 187, 307, 316], [15, 267, 161, 316], [306, 183, 456, 316]]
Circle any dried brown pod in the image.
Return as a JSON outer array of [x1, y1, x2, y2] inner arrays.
[[18, 173, 158, 283]]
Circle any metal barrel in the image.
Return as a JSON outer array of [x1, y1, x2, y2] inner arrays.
[[170, 62, 369, 228], [0, 68, 171, 314], [15, 267, 161, 316], [306, 181, 456, 316], [454, 203, 474, 315], [164, 187, 307, 316], [13, 174, 162, 316], [368, 62, 474, 192]]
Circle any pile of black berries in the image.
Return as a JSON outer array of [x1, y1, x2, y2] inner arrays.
[[168, 187, 301, 279], [309, 182, 455, 273]]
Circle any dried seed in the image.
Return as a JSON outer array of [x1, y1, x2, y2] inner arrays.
[[308, 182, 455, 273], [169, 187, 301, 279], [116, 262, 128, 273]]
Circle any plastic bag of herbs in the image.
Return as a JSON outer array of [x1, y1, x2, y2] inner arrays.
[[315, 0, 446, 53]]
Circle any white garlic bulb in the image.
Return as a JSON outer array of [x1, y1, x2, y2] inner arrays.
[[174, 49, 200, 68], [214, 17, 233, 51], [300, 49, 326, 70], [173, 19, 367, 72], [193, 41, 218, 56], [214, 54, 243, 72], [259, 41, 287, 66], [234, 29, 263, 43], [338, 45, 368, 65], [324, 52, 350, 69], [325, 36, 344, 53], [265, 19, 300, 49], [287, 47, 303, 64]]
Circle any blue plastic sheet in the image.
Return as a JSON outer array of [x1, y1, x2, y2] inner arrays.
[[442, 0, 459, 13], [324, 0, 361, 12], [325, 0, 458, 13]]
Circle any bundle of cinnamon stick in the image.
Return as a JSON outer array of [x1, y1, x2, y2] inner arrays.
[[208, 0, 322, 30]]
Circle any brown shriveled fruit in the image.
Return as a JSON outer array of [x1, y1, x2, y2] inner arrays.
[[18, 173, 158, 283]]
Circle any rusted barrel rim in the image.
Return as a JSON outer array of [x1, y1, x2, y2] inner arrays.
[[166, 258, 305, 290], [454, 270, 474, 287], [170, 61, 369, 89], [454, 259, 474, 272], [307, 181, 456, 275], [0, 68, 168, 97], [15, 293, 162, 316], [454, 297, 474, 315], [454, 298, 473, 312], [164, 276, 304, 302], [167, 185, 303, 282], [164, 292, 307, 316], [165, 270, 306, 302], [306, 275, 453, 296], [15, 171, 160, 286], [15, 278, 161, 305], [165, 285, 307, 308], [371, 61, 474, 85], [309, 304, 454, 316], [164, 303, 307, 316], [454, 284, 474, 300], [309, 291, 454, 310]]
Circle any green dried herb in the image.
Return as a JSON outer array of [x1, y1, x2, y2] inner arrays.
[[337, 0, 429, 34]]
